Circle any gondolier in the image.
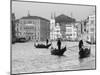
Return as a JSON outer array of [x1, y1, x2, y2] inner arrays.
[[46, 39, 49, 45], [51, 46, 66, 56], [79, 40, 83, 50], [57, 38, 61, 50]]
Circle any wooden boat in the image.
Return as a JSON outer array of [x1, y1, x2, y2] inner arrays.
[[51, 46, 66, 56], [34, 43, 51, 48], [79, 47, 91, 58], [86, 41, 96, 44]]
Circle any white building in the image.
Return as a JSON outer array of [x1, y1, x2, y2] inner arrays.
[[54, 23, 62, 39], [86, 15, 96, 43], [50, 13, 62, 40], [15, 13, 50, 41], [65, 24, 77, 40], [50, 13, 56, 40], [74, 22, 82, 40]]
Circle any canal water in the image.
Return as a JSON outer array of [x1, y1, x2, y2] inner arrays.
[[12, 42, 96, 74]]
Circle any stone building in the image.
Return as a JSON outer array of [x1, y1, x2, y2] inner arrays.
[[55, 14, 76, 40], [50, 13, 61, 40], [74, 22, 82, 40], [50, 14, 77, 41], [15, 14, 50, 41], [50, 13, 56, 40], [86, 15, 96, 43], [65, 23, 77, 40]]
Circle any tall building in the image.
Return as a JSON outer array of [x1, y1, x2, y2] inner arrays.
[[75, 22, 82, 40], [81, 20, 87, 34], [15, 13, 50, 41], [50, 13, 56, 40], [50, 14, 77, 41], [50, 13, 62, 40], [55, 14, 76, 40], [86, 15, 96, 43], [65, 23, 77, 40], [54, 23, 62, 39]]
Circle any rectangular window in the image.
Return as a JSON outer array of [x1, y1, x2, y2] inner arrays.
[[28, 21, 32, 24], [66, 34, 72, 36], [90, 28, 94, 32], [91, 20, 94, 24], [66, 29, 72, 32]]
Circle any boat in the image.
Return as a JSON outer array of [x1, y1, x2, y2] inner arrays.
[[79, 47, 91, 58], [86, 41, 96, 44], [51, 46, 66, 56], [15, 38, 29, 43], [34, 43, 51, 48]]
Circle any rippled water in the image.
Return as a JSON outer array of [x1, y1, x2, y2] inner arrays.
[[12, 42, 96, 74]]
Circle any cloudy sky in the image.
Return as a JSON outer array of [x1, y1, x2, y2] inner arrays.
[[12, 0, 95, 21]]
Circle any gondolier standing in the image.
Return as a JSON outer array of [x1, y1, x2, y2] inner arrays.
[[79, 40, 83, 50], [57, 38, 61, 50], [46, 39, 49, 45]]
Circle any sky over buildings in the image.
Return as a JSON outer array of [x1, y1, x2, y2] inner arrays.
[[12, 1, 95, 21]]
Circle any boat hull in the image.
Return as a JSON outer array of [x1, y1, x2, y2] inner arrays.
[[51, 47, 66, 56], [34, 43, 51, 49], [79, 48, 91, 58]]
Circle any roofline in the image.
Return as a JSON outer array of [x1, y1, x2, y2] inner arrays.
[[20, 16, 50, 22]]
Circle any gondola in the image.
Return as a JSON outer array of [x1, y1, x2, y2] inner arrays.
[[79, 47, 91, 58], [34, 43, 51, 49], [51, 46, 66, 56], [86, 41, 96, 44]]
